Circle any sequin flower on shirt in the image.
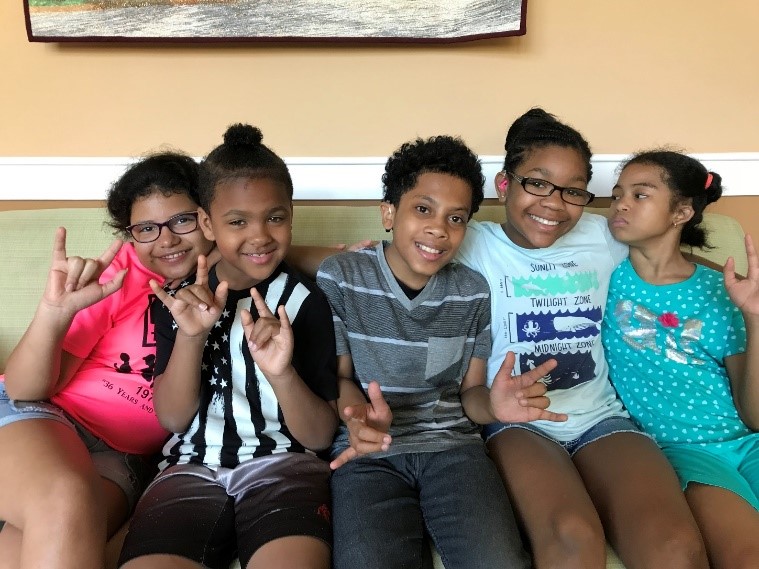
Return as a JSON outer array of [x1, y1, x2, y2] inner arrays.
[[657, 312, 680, 328]]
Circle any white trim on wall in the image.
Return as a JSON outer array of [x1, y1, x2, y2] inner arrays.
[[1, 153, 757, 201]]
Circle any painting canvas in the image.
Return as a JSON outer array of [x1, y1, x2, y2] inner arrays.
[[24, 0, 527, 43]]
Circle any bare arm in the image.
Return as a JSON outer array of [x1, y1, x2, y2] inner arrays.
[[150, 255, 228, 433], [460, 354, 566, 425], [286, 245, 343, 279], [152, 333, 207, 433], [724, 235, 759, 430], [4, 228, 125, 400], [287, 241, 375, 279]]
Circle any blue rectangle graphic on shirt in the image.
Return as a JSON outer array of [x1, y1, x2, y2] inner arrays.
[[512, 307, 602, 343], [519, 351, 597, 391]]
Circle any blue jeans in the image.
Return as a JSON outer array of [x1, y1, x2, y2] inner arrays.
[[331, 443, 530, 569]]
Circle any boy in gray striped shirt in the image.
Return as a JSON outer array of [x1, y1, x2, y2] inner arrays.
[[316, 136, 564, 569]]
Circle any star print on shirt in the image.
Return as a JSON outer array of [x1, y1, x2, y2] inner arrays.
[[202, 301, 236, 415]]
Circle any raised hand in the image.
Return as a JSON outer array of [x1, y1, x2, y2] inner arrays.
[[490, 352, 567, 423], [241, 288, 293, 379], [330, 381, 393, 470], [41, 227, 125, 317], [725, 234, 759, 317], [149, 254, 228, 338]]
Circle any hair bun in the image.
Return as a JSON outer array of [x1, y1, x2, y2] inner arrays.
[[505, 108, 559, 150], [223, 123, 263, 147], [704, 171, 723, 204]]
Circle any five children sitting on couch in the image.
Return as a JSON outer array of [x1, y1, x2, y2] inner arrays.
[[0, 109, 756, 569]]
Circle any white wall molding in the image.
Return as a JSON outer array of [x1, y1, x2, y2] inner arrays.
[[1, 153, 757, 201]]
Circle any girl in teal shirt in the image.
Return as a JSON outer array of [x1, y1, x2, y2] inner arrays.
[[602, 150, 759, 568]]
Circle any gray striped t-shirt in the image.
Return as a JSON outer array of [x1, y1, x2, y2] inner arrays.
[[317, 242, 491, 458]]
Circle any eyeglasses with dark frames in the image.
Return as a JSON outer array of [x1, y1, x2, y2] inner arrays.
[[507, 172, 595, 206], [126, 211, 200, 243]]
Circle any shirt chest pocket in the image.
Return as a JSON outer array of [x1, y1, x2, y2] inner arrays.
[[425, 336, 468, 387]]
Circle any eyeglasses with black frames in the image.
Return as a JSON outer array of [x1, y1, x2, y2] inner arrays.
[[507, 172, 595, 206], [126, 211, 200, 243]]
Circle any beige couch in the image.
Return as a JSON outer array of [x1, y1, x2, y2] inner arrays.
[[0, 204, 749, 569]]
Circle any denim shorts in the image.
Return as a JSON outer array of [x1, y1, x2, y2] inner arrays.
[[482, 415, 649, 457], [0, 382, 153, 511]]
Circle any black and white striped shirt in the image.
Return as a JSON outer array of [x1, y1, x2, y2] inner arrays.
[[153, 263, 337, 471]]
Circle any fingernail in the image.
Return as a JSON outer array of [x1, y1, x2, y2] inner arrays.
[[199, 303, 208, 311]]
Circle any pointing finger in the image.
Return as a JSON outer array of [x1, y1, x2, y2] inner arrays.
[[195, 255, 209, 286], [51, 227, 67, 263], [250, 287, 275, 319]]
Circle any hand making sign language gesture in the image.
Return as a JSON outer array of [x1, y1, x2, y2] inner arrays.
[[725, 235, 759, 317], [330, 380, 393, 470], [723, 234, 759, 429], [241, 288, 294, 381], [42, 227, 126, 318], [489, 352, 568, 423], [4, 227, 127, 400], [149, 254, 229, 339]]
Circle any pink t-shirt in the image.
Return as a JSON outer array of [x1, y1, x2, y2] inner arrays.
[[50, 244, 170, 455]]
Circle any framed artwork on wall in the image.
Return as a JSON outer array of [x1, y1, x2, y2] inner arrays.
[[24, 0, 526, 43]]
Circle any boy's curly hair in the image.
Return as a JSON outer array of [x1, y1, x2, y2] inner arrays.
[[382, 135, 484, 215]]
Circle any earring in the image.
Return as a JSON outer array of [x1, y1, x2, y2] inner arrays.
[[673, 221, 679, 227]]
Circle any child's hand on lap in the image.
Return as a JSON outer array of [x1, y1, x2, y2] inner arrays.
[[150, 254, 228, 338], [490, 352, 567, 423], [242, 288, 294, 380], [330, 381, 393, 470], [41, 227, 125, 318]]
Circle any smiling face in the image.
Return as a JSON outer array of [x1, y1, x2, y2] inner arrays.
[[129, 191, 212, 282], [381, 171, 472, 290], [609, 162, 692, 246], [500, 145, 589, 249], [199, 176, 292, 290]]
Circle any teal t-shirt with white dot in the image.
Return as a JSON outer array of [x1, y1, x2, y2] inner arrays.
[[602, 259, 749, 445]]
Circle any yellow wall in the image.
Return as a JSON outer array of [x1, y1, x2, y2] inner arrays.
[[1, 0, 757, 230]]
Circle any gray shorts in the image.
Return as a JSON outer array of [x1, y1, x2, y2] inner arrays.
[[483, 415, 650, 457], [119, 453, 332, 569], [0, 382, 154, 511]]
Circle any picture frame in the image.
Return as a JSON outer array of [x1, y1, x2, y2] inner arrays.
[[24, 0, 527, 43]]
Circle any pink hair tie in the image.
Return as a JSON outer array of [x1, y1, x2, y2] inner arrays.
[[705, 172, 713, 189]]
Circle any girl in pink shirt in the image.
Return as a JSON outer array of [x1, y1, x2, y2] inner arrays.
[[0, 152, 213, 569]]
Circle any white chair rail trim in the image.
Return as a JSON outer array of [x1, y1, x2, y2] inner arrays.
[[1, 153, 757, 201]]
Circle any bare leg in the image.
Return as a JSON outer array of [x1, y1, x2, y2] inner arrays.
[[0, 477, 128, 569], [0, 419, 106, 569], [487, 429, 606, 569], [0, 524, 21, 569], [246, 536, 330, 569], [574, 433, 708, 569], [685, 483, 759, 569], [121, 556, 202, 569], [101, 478, 130, 538]]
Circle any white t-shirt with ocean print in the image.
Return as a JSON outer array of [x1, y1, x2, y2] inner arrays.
[[456, 213, 629, 441]]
